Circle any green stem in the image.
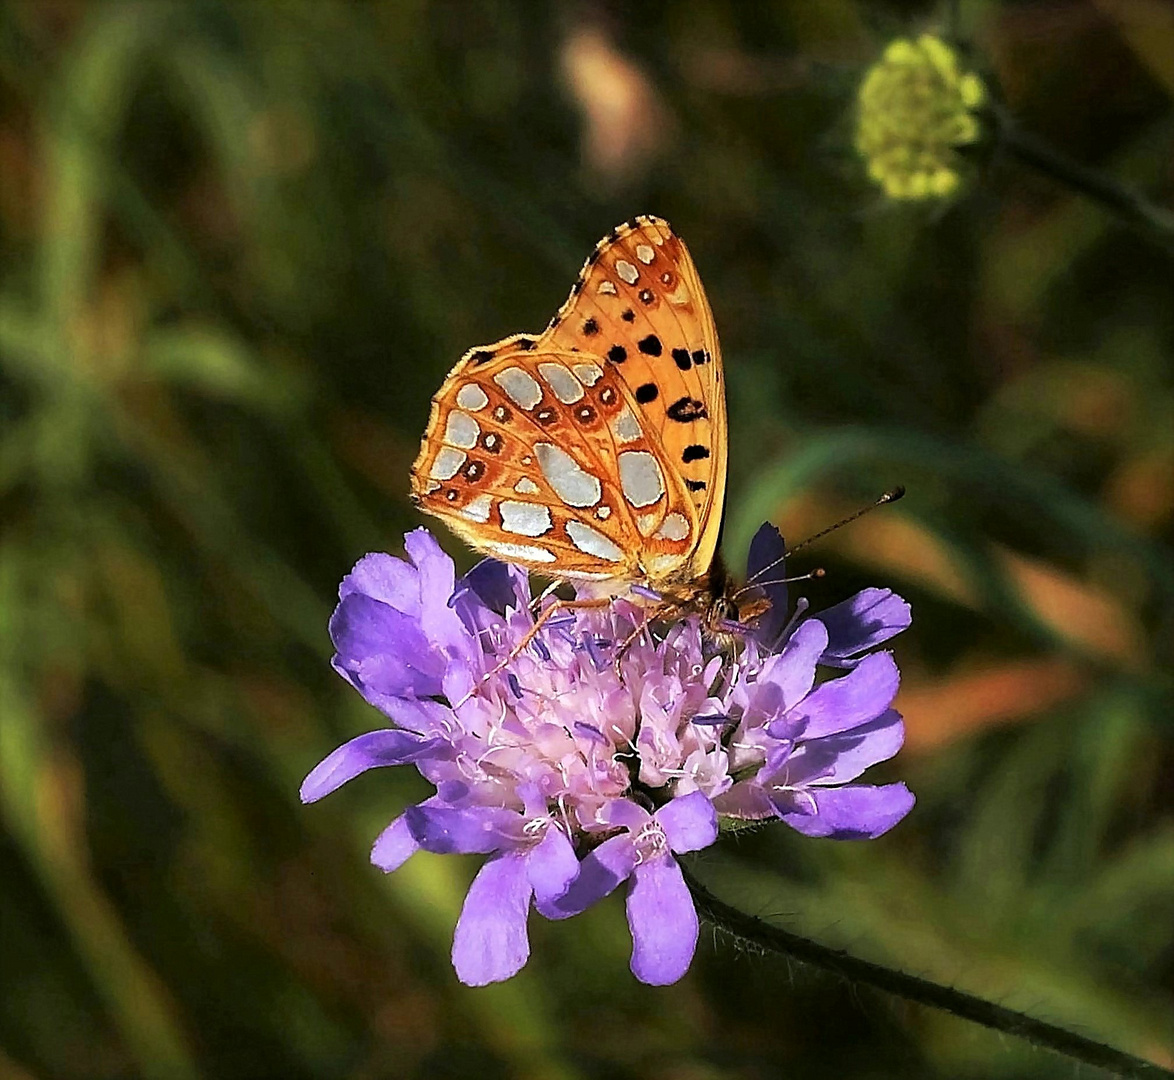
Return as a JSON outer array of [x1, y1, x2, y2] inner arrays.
[[681, 865, 1172, 1080], [992, 108, 1174, 253]]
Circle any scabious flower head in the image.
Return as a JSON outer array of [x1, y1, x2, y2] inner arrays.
[[855, 33, 988, 200], [301, 526, 914, 986]]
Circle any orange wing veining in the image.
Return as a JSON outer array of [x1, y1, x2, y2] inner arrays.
[[409, 216, 727, 590]]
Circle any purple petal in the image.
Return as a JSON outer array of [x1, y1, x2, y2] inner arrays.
[[784, 710, 905, 786], [299, 730, 450, 803], [460, 558, 528, 617], [370, 813, 419, 872], [746, 523, 788, 646], [540, 833, 636, 919], [526, 826, 579, 906], [817, 588, 911, 666], [767, 618, 829, 711], [626, 856, 699, 985], [452, 852, 533, 986], [788, 651, 899, 740], [404, 529, 468, 653], [330, 593, 446, 696], [405, 804, 520, 854], [339, 551, 419, 613], [776, 782, 915, 839], [656, 791, 718, 855]]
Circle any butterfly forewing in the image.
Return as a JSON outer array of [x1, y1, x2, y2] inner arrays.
[[410, 215, 726, 592]]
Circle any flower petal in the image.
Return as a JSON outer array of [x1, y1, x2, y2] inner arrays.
[[787, 651, 899, 740], [540, 833, 636, 919], [776, 782, 915, 839], [405, 804, 521, 854], [370, 812, 419, 872], [404, 528, 468, 653], [452, 852, 533, 986], [330, 593, 445, 697], [627, 856, 699, 985], [746, 523, 788, 646], [760, 618, 829, 715], [526, 826, 579, 906], [818, 588, 911, 666], [460, 558, 528, 617], [656, 791, 718, 854], [299, 730, 450, 803], [784, 709, 905, 786], [339, 551, 419, 614]]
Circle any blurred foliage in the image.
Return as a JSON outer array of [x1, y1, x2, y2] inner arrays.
[[0, 1, 1172, 1077]]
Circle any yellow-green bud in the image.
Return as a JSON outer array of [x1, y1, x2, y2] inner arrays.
[[855, 34, 987, 200]]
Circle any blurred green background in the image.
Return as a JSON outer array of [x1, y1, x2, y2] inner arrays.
[[1, 1, 1172, 1077]]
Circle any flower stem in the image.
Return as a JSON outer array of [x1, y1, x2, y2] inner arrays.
[[681, 865, 1172, 1079], [991, 107, 1174, 254]]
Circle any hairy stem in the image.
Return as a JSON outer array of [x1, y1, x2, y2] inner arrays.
[[991, 108, 1174, 254], [681, 865, 1172, 1080]]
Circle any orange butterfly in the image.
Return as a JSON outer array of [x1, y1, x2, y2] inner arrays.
[[410, 215, 750, 624]]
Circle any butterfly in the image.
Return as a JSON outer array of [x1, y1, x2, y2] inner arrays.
[[410, 215, 761, 629]]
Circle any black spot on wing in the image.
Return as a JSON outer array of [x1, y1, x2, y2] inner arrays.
[[682, 444, 709, 462], [672, 348, 692, 371], [635, 383, 659, 403], [582, 317, 600, 336], [637, 334, 662, 356], [685, 479, 707, 492], [607, 344, 627, 364], [667, 397, 707, 422]]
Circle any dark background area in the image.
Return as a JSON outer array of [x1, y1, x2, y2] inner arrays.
[[0, 1, 1171, 1077]]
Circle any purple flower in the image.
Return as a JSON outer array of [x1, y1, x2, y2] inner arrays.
[[301, 526, 914, 986]]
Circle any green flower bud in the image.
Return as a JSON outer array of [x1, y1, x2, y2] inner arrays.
[[855, 34, 987, 200]]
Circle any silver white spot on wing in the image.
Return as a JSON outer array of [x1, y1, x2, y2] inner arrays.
[[535, 442, 601, 508], [645, 553, 682, 575], [636, 512, 659, 536], [609, 407, 642, 445], [485, 541, 557, 564], [444, 410, 480, 449], [537, 362, 584, 404], [460, 493, 493, 523], [635, 243, 655, 265], [618, 450, 665, 508], [513, 477, 540, 496], [430, 447, 466, 480], [572, 362, 604, 386], [566, 520, 624, 562], [455, 383, 489, 411], [655, 512, 690, 541], [424, 480, 441, 494], [615, 260, 639, 285], [596, 505, 611, 520], [493, 367, 543, 410], [598, 281, 618, 295], [500, 500, 553, 537]]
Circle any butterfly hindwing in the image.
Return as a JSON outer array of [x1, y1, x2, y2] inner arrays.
[[410, 216, 727, 590]]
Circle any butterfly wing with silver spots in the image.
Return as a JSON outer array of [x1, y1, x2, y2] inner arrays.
[[410, 216, 726, 590]]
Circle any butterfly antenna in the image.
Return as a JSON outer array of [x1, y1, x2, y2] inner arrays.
[[741, 486, 906, 588], [736, 568, 825, 595]]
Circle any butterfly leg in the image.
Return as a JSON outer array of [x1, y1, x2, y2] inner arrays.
[[611, 599, 685, 676], [453, 594, 612, 707]]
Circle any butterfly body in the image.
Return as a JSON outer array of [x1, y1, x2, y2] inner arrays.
[[411, 215, 742, 625]]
